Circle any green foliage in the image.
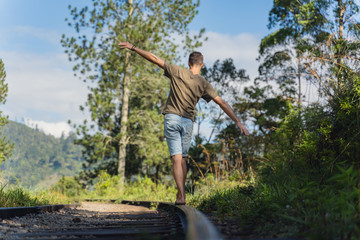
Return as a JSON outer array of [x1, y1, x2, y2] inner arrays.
[[188, 174, 252, 212], [121, 176, 176, 202], [128, 109, 170, 182], [0, 59, 13, 166], [0, 121, 83, 188], [189, 3, 360, 233], [256, 165, 359, 238], [93, 170, 121, 196], [190, 98, 360, 238], [54, 171, 177, 202], [93, 171, 177, 202], [190, 2, 360, 238], [51, 176, 84, 197], [235, 82, 293, 156]]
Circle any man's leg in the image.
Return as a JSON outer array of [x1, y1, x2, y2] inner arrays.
[[182, 156, 187, 188], [176, 117, 192, 204], [172, 154, 186, 204]]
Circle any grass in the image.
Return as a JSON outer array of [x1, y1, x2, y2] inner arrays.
[[0, 183, 73, 208], [84, 175, 178, 202], [52, 172, 178, 203]]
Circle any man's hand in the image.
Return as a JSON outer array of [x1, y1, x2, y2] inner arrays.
[[236, 121, 250, 135], [118, 42, 134, 50]]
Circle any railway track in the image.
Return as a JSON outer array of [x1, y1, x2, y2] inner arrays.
[[0, 200, 222, 240]]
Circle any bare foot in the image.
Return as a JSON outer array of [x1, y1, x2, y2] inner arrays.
[[175, 192, 186, 204]]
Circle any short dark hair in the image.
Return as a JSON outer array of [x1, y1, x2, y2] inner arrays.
[[188, 51, 203, 66]]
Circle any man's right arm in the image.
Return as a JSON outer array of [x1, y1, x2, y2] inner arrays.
[[118, 42, 165, 69]]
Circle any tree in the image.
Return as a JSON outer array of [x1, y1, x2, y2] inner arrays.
[[315, 0, 360, 173], [277, 0, 360, 167], [257, 0, 360, 166], [0, 59, 13, 166], [255, 2, 360, 236], [258, 0, 331, 105], [62, 0, 204, 184], [233, 79, 293, 157]]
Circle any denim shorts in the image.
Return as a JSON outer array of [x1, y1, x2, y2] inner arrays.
[[164, 113, 193, 157]]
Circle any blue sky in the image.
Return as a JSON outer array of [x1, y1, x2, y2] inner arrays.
[[0, 0, 273, 137], [190, 1, 272, 36]]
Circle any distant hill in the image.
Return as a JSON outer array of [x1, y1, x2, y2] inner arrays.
[[0, 121, 83, 188]]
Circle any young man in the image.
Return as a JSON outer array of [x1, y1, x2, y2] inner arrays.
[[118, 42, 249, 205]]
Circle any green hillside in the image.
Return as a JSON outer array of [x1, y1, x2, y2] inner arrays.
[[0, 121, 83, 188]]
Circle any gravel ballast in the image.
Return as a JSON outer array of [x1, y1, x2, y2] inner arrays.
[[0, 202, 155, 239]]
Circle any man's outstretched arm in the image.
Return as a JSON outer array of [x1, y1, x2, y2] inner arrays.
[[118, 42, 165, 69], [213, 96, 250, 135]]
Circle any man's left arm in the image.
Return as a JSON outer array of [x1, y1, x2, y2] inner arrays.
[[213, 96, 250, 135], [118, 42, 165, 69]]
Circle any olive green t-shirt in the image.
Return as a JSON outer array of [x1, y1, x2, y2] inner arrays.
[[162, 62, 218, 121]]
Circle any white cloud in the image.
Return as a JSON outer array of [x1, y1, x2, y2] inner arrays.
[[1, 50, 89, 124], [0, 24, 90, 125], [199, 31, 260, 79], [24, 118, 72, 138], [174, 31, 261, 79]]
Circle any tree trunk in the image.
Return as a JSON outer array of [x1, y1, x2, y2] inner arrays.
[[117, 0, 133, 183], [296, 28, 302, 105], [117, 52, 130, 181], [337, 0, 345, 90], [338, 0, 345, 40], [297, 58, 302, 105]]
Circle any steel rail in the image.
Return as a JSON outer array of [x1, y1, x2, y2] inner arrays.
[[0, 203, 79, 219], [120, 200, 223, 240]]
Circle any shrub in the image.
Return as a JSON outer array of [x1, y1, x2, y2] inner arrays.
[[51, 176, 84, 197]]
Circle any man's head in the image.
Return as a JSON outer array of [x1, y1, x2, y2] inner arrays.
[[188, 51, 204, 68]]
